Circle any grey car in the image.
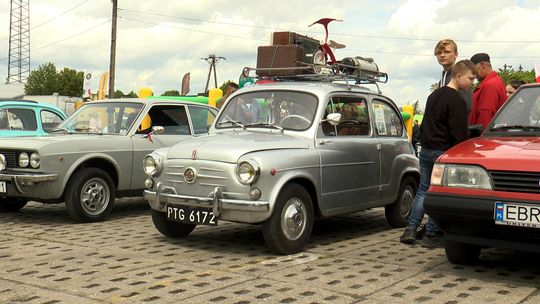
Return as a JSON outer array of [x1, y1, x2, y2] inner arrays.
[[144, 82, 420, 254], [0, 98, 218, 221]]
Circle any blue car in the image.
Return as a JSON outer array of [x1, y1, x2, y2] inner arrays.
[[0, 99, 67, 137]]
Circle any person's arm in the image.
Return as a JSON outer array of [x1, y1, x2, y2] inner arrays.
[[448, 97, 469, 145]]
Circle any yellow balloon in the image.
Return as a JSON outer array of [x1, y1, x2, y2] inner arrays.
[[139, 87, 153, 98]]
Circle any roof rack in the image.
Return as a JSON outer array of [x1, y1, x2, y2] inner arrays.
[[242, 58, 389, 94]]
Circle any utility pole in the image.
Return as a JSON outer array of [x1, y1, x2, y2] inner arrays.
[[201, 54, 225, 92], [108, 0, 118, 98], [7, 0, 30, 84]]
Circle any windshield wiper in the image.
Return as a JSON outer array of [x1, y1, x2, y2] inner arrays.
[[244, 122, 284, 132], [50, 127, 72, 134], [217, 118, 244, 129], [490, 125, 540, 132]]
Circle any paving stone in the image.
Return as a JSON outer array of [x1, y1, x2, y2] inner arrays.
[[0, 279, 101, 303]]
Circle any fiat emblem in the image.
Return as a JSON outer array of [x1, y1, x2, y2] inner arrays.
[[184, 168, 196, 183], [191, 150, 197, 160]]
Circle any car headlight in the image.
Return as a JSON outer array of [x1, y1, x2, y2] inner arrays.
[[19, 152, 29, 168], [30, 153, 40, 168], [143, 154, 162, 176], [432, 164, 492, 190], [236, 160, 260, 185], [0, 154, 5, 171]]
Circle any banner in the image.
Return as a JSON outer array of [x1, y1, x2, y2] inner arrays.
[[181, 72, 190, 96], [97, 72, 109, 100], [535, 63, 540, 83]]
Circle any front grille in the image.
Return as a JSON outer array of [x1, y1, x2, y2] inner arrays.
[[490, 170, 540, 194], [0, 151, 17, 169]]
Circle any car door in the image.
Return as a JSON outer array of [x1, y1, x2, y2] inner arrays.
[[317, 95, 380, 214], [371, 98, 408, 201], [130, 104, 216, 189]]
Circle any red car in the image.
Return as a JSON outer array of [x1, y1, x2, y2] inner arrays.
[[425, 83, 540, 264]]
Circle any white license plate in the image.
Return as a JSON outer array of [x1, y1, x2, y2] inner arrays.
[[166, 205, 217, 226], [494, 201, 540, 228], [0, 181, 6, 193]]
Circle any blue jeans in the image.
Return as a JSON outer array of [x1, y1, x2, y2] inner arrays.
[[407, 147, 445, 235]]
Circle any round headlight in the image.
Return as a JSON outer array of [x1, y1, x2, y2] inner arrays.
[[19, 152, 29, 168], [143, 154, 161, 176], [30, 153, 40, 168], [236, 160, 260, 185], [0, 154, 5, 171]]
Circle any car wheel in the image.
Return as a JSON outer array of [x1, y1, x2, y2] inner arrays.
[[151, 210, 196, 237], [385, 176, 417, 228], [65, 168, 115, 222], [0, 198, 28, 212], [262, 183, 314, 255], [445, 240, 481, 265]]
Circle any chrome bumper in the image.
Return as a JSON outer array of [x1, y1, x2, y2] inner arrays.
[[0, 172, 58, 194], [144, 185, 269, 216]]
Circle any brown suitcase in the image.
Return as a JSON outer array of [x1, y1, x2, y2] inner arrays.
[[272, 32, 320, 62], [256, 45, 307, 76]]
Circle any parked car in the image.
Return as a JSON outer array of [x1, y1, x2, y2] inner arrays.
[[425, 83, 540, 264], [0, 99, 67, 137], [0, 98, 218, 221], [144, 81, 420, 254]]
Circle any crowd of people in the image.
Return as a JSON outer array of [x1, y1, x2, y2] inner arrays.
[[400, 38, 531, 248]]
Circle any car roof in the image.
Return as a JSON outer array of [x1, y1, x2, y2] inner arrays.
[[236, 81, 381, 96], [86, 98, 217, 109], [0, 98, 65, 113]]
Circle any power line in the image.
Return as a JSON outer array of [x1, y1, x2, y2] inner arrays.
[[119, 8, 540, 44], [32, 0, 92, 29]]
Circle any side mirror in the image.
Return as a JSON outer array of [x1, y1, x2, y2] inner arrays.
[[325, 113, 341, 126], [151, 126, 164, 135], [468, 124, 484, 139]]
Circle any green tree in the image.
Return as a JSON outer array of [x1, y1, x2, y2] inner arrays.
[[113, 90, 125, 98], [125, 90, 138, 98], [24, 62, 59, 95], [429, 82, 438, 92], [57, 68, 84, 97], [161, 90, 180, 96], [497, 67, 535, 84], [412, 99, 423, 115]]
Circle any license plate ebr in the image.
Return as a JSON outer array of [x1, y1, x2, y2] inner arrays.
[[494, 201, 540, 228], [166, 205, 217, 226]]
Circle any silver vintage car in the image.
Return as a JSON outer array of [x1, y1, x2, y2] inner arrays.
[[0, 98, 218, 221], [144, 82, 420, 254]]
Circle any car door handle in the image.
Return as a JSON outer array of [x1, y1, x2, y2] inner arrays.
[[319, 140, 332, 145]]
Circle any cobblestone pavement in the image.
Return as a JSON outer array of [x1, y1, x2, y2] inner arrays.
[[1, 198, 540, 304]]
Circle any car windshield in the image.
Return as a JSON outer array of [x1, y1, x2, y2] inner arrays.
[[216, 91, 318, 131], [57, 102, 144, 134], [488, 86, 540, 135]]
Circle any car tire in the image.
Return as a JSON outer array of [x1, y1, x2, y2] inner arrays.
[[65, 168, 115, 222], [385, 176, 417, 228], [262, 183, 314, 255], [0, 198, 28, 212], [445, 240, 481, 265], [151, 210, 196, 237]]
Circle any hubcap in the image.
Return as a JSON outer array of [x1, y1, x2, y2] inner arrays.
[[400, 186, 414, 216], [280, 198, 307, 241], [80, 177, 110, 216]]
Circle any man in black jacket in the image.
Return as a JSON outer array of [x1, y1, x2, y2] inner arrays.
[[400, 60, 476, 248]]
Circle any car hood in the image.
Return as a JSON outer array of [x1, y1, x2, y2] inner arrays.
[[167, 131, 310, 163], [440, 137, 540, 171], [0, 134, 122, 151]]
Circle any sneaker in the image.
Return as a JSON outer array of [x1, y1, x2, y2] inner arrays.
[[399, 226, 417, 244], [418, 234, 444, 249]]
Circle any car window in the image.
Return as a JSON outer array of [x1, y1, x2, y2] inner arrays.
[[41, 110, 64, 132], [0, 108, 37, 131], [217, 91, 318, 131], [145, 105, 191, 135], [490, 86, 540, 130], [59, 102, 144, 134], [372, 99, 403, 137], [188, 105, 216, 135], [322, 96, 370, 136]]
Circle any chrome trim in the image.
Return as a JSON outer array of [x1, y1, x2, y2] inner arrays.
[[144, 188, 269, 213], [0, 173, 58, 194]]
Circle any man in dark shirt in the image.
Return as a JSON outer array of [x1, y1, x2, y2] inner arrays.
[[400, 60, 476, 248]]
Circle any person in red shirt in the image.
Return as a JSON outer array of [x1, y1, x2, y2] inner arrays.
[[469, 53, 507, 128]]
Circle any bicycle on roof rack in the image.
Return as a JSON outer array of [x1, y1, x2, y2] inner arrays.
[[243, 18, 389, 88]]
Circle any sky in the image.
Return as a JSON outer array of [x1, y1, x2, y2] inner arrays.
[[1, 0, 539, 109]]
